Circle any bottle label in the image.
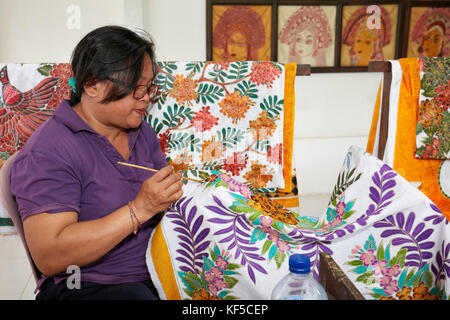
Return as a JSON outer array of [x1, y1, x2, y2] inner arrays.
[[281, 296, 305, 300]]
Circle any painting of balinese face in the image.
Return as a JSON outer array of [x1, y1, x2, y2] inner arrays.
[[408, 7, 450, 58], [226, 31, 249, 61], [212, 5, 272, 62], [423, 26, 445, 57], [341, 5, 398, 67], [353, 28, 379, 66], [293, 29, 316, 58], [278, 5, 335, 67]]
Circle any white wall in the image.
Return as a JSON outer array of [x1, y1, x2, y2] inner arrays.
[[0, 0, 128, 63], [0, 0, 381, 197]]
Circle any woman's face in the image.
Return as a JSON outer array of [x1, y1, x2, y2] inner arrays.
[[226, 31, 249, 61], [423, 27, 444, 57], [293, 29, 315, 57], [354, 28, 377, 59], [97, 53, 154, 130]]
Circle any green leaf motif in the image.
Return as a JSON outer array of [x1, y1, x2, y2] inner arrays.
[[347, 259, 364, 267], [167, 132, 201, 152], [261, 240, 273, 255], [217, 127, 245, 148], [274, 251, 286, 269], [196, 83, 224, 104], [37, 63, 53, 76], [223, 275, 238, 289], [376, 241, 385, 261], [228, 61, 249, 80], [236, 80, 258, 99], [260, 95, 283, 119], [179, 271, 202, 292], [186, 62, 205, 75]]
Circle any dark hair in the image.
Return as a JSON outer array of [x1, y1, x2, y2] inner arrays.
[[69, 25, 156, 106]]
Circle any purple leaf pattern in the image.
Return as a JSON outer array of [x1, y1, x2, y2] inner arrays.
[[205, 195, 267, 284], [374, 211, 435, 269], [148, 146, 450, 300], [166, 196, 211, 274]]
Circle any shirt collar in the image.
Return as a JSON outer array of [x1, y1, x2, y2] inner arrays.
[[54, 99, 96, 134], [54, 100, 143, 143]]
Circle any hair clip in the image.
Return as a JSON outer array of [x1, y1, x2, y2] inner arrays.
[[68, 77, 76, 93]]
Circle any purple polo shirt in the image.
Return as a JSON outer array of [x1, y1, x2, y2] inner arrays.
[[10, 99, 167, 291]]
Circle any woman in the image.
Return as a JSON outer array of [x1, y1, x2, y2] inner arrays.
[[411, 7, 450, 58], [342, 6, 392, 66], [278, 6, 333, 67], [10, 25, 183, 300], [213, 6, 267, 61]]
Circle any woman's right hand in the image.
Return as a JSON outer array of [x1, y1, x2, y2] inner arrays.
[[132, 165, 184, 222]]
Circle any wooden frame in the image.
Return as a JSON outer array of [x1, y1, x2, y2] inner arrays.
[[402, 1, 450, 58], [368, 60, 392, 160], [319, 252, 365, 300], [206, 0, 426, 73]]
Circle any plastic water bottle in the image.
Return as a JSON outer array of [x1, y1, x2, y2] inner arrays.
[[271, 254, 328, 300]]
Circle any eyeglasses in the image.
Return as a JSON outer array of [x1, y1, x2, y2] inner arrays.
[[132, 83, 158, 100], [105, 77, 158, 101]]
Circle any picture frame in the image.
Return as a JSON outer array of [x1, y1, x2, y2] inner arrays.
[[206, 0, 274, 63], [403, 1, 450, 58], [206, 0, 448, 73], [340, 2, 401, 69]]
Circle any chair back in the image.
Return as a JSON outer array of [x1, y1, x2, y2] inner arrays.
[[0, 152, 41, 284]]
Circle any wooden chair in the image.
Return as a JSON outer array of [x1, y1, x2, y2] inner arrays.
[[367, 61, 392, 160]]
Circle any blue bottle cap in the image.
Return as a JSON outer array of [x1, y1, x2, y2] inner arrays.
[[289, 254, 311, 274]]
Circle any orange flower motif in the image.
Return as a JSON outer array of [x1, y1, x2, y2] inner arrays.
[[191, 106, 219, 132], [192, 287, 222, 300], [202, 138, 224, 162], [158, 131, 171, 156], [243, 161, 273, 188], [435, 80, 449, 111], [418, 99, 443, 127], [396, 286, 412, 300], [169, 74, 198, 105], [223, 152, 247, 176], [250, 62, 282, 88], [249, 112, 277, 141], [219, 91, 253, 124], [267, 143, 283, 165], [412, 282, 431, 300], [168, 153, 192, 172], [379, 296, 396, 300]]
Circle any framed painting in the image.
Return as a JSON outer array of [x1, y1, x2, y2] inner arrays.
[[405, 2, 450, 58], [277, 5, 337, 68], [340, 3, 400, 68], [207, 1, 273, 62], [206, 0, 429, 73]]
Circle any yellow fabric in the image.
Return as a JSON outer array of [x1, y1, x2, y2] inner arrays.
[[150, 223, 181, 300], [272, 196, 299, 208], [279, 63, 296, 193], [393, 58, 448, 219], [367, 58, 449, 220], [366, 81, 382, 154]]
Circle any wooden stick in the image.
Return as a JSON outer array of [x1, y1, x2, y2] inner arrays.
[[117, 162, 201, 183]]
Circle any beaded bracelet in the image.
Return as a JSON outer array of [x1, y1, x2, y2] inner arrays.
[[128, 201, 142, 234]]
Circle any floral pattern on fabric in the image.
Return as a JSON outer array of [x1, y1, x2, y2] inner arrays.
[[415, 57, 450, 159], [0, 63, 72, 167], [147, 146, 450, 300], [0, 63, 72, 231], [146, 61, 289, 191]]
